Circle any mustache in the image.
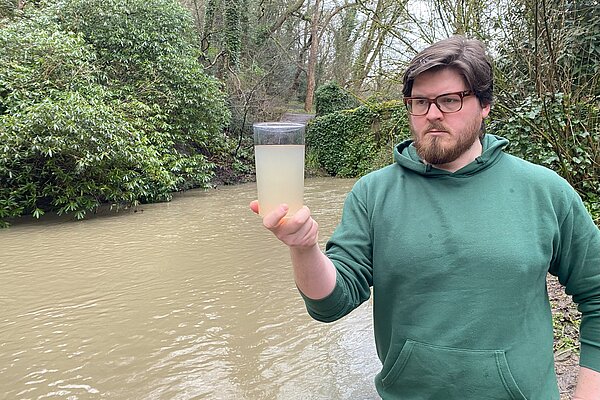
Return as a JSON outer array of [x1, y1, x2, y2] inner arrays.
[[424, 122, 449, 132]]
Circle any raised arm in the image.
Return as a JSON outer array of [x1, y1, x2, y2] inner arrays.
[[250, 201, 336, 299]]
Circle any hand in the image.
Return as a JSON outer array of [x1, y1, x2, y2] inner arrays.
[[249, 201, 319, 249]]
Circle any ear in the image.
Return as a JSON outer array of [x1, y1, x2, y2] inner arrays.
[[481, 103, 491, 119]]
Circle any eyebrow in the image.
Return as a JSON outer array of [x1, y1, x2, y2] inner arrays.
[[409, 90, 469, 98]]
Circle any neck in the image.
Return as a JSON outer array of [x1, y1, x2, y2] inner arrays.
[[429, 138, 483, 173]]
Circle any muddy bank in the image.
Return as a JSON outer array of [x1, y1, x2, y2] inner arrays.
[[549, 274, 581, 399]]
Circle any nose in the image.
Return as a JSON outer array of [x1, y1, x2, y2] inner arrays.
[[425, 102, 444, 120]]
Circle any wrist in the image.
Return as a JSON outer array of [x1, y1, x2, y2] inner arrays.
[[289, 241, 319, 252]]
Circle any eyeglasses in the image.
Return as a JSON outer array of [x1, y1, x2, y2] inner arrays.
[[403, 90, 473, 116]]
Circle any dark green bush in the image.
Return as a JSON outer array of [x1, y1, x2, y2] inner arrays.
[[314, 81, 361, 117], [0, 0, 230, 226], [307, 100, 411, 177], [0, 92, 181, 220], [56, 0, 231, 157], [0, 0, 17, 19]]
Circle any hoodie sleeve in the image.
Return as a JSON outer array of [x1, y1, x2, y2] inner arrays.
[[301, 179, 374, 322], [549, 192, 600, 372]]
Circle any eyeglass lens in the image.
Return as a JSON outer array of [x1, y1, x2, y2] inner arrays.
[[408, 93, 464, 115]]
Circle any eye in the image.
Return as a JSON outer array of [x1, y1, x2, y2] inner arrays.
[[440, 96, 459, 104], [413, 98, 427, 106]]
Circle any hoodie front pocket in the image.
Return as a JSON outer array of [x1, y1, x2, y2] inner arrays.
[[380, 339, 527, 400]]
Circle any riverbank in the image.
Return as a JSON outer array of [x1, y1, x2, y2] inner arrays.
[[549, 274, 581, 398]]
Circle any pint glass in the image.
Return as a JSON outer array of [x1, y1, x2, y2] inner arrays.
[[253, 122, 305, 216]]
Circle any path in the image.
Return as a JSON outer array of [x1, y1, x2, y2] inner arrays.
[[280, 112, 315, 125]]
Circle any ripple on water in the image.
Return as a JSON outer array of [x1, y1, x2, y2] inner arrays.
[[0, 178, 379, 399]]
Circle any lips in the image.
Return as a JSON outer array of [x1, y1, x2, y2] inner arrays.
[[424, 123, 450, 135], [427, 130, 448, 135]]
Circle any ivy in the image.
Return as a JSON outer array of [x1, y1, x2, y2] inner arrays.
[[0, 0, 17, 19], [224, 0, 241, 68], [307, 100, 411, 178], [314, 81, 361, 117], [490, 93, 599, 207]]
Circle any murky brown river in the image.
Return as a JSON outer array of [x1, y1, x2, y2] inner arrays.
[[0, 177, 380, 400]]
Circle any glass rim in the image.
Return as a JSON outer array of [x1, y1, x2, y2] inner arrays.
[[253, 122, 305, 129]]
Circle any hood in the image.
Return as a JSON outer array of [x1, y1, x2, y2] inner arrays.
[[393, 134, 509, 177]]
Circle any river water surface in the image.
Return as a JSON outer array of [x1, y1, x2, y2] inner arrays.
[[0, 178, 380, 399]]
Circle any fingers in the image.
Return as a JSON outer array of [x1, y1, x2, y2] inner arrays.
[[249, 202, 318, 248], [272, 206, 319, 248], [286, 215, 319, 248], [291, 206, 311, 225], [263, 204, 289, 230]]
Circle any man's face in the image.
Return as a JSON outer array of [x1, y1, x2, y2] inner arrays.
[[408, 68, 491, 166]]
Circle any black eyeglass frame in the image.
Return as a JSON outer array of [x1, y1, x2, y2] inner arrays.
[[403, 90, 474, 116]]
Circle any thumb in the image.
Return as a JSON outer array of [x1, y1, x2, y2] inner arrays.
[[249, 200, 260, 214]]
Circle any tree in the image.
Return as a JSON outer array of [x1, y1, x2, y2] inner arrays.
[[350, 0, 405, 93], [304, 0, 321, 112]]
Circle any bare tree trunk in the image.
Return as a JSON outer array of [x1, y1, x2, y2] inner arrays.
[[360, 6, 403, 90], [304, 0, 321, 112], [350, 0, 385, 92]]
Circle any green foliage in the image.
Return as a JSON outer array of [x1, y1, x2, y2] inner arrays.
[[0, 15, 96, 108], [314, 81, 361, 117], [494, 0, 599, 101], [559, 0, 600, 97], [491, 93, 599, 206], [0, 0, 17, 19], [0, 92, 181, 221], [0, 0, 230, 226], [586, 196, 600, 226], [224, 0, 241, 68], [201, 0, 243, 69], [307, 100, 411, 177], [56, 0, 230, 150]]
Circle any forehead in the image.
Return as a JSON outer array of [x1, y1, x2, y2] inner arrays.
[[411, 68, 468, 97]]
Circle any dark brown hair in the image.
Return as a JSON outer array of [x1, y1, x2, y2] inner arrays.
[[402, 36, 494, 107]]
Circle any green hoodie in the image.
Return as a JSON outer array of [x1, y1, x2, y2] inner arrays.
[[302, 135, 600, 399]]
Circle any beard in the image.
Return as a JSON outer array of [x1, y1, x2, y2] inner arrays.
[[412, 118, 484, 165]]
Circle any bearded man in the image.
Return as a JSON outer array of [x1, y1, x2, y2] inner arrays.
[[250, 36, 600, 399]]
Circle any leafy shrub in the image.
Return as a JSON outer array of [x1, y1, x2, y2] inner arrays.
[[491, 93, 599, 207], [0, 92, 179, 221], [0, 0, 17, 19], [314, 81, 361, 117], [0, 0, 230, 226], [56, 0, 231, 157], [307, 100, 411, 177]]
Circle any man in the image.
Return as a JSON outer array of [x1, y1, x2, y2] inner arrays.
[[250, 36, 600, 399]]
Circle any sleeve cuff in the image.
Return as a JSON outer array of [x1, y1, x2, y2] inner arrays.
[[579, 342, 600, 373], [298, 273, 349, 323]]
